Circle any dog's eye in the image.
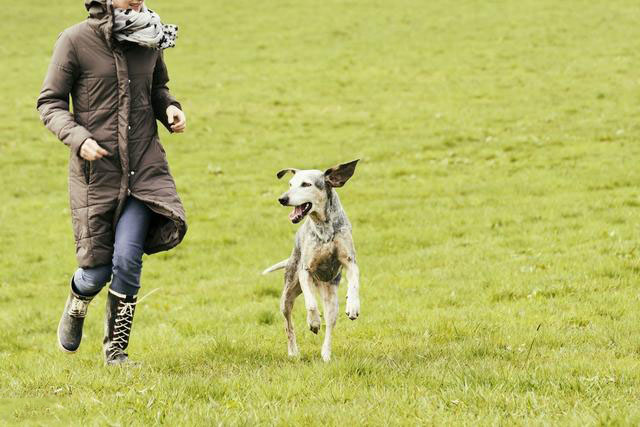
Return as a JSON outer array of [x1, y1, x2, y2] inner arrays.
[[301, 182, 312, 187]]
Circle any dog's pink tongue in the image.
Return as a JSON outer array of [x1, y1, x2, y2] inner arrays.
[[288, 206, 302, 221]]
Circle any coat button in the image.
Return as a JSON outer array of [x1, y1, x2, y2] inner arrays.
[[128, 125, 131, 130], [128, 79, 131, 83], [130, 171, 135, 176], [127, 189, 131, 196]]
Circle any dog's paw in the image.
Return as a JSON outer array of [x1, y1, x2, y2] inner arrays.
[[307, 309, 321, 334], [321, 348, 331, 362], [345, 297, 360, 320], [309, 323, 320, 334]]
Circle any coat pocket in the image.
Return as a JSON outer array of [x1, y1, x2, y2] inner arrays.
[[83, 160, 91, 185]]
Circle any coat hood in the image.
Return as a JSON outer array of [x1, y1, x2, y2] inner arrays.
[[85, 0, 109, 18], [85, 0, 114, 47]]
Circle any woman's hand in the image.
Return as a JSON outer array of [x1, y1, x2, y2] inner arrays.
[[80, 138, 109, 161], [167, 105, 186, 133]]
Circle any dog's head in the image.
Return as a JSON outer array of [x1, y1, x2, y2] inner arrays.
[[275, 159, 359, 224]]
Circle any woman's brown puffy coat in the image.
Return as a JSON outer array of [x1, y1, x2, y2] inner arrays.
[[37, 0, 187, 269]]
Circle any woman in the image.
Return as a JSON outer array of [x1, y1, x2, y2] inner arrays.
[[37, 0, 188, 365]]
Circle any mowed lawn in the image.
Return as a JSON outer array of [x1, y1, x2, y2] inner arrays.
[[1, 0, 640, 424]]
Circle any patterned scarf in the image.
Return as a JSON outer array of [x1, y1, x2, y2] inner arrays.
[[112, 5, 178, 50]]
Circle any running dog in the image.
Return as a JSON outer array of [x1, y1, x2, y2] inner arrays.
[[262, 160, 361, 362]]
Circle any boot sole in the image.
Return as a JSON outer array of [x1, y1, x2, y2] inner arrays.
[[105, 359, 139, 367], [58, 340, 78, 354]]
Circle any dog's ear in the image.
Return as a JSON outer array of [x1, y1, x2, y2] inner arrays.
[[276, 168, 298, 179], [324, 159, 359, 187]]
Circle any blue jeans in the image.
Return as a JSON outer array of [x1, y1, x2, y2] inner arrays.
[[73, 197, 152, 297]]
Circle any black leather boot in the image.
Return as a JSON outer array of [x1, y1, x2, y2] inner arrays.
[[103, 289, 137, 365], [57, 279, 96, 353]]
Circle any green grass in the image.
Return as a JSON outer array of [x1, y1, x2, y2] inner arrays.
[[2, 0, 640, 424]]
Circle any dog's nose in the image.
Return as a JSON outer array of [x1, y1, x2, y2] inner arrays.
[[278, 196, 289, 206]]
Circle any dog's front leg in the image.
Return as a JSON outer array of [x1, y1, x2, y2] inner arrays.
[[337, 236, 360, 320], [299, 268, 322, 334], [344, 261, 360, 320]]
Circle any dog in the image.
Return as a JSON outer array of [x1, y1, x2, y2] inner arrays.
[[262, 159, 361, 362]]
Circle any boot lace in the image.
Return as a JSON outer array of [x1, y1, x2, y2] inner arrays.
[[69, 297, 91, 318], [108, 288, 159, 359], [111, 300, 136, 354]]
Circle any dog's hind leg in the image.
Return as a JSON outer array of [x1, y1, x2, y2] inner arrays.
[[280, 281, 302, 357], [319, 282, 339, 362]]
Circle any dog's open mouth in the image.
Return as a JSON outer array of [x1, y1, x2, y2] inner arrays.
[[288, 202, 312, 224]]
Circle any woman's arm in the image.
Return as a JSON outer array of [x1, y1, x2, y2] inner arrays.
[[152, 51, 185, 133], [36, 31, 93, 157]]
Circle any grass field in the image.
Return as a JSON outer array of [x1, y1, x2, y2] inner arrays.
[[1, 0, 640, 424]]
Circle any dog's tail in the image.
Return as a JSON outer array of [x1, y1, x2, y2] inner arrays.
[[262, 259, 289, 275]]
